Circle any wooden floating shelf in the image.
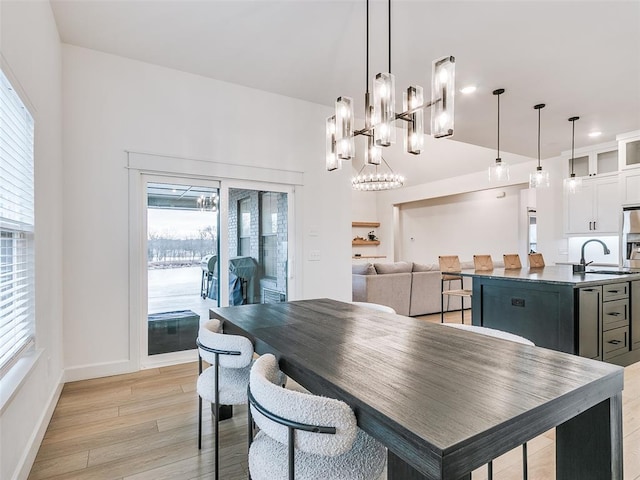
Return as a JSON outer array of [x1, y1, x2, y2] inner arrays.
[[353, 255, 387, 259], [352, 240, 380, 246], [352, 221, 380, 228]]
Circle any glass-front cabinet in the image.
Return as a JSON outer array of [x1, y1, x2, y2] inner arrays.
[[566, 141, 618, 177], [618, 130, 640, 170]]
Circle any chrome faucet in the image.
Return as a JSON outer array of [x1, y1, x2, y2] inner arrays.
[[576, 239, 611, 273]]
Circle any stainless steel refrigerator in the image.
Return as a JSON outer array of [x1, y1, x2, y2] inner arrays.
[[622, 206, 640, 268]]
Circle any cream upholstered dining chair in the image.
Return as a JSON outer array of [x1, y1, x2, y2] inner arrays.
[[444, 323, 534, 480], [503, 254, 522, 269], [247, 354, 387, 480], [528, 252, 545, 268], [352, 301, 396, 314], [196, 319, 255, 480], [473, 254, 494, 271], [438, 255, 473, 324]]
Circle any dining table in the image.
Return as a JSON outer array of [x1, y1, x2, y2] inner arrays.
[[210, 298, 624, 480]]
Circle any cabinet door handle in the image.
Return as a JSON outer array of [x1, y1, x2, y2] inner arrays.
[[608, 339, 622, 345], [607, 312, 622, 316], [608, 290, 620, 294], [594, 221, 597, 230], [588, 221, 592, 230]]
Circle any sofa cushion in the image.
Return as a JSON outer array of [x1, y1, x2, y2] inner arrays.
[[352, 263, 376, 275], [374, 262, 413, 274], [412, 263, 438, 272]]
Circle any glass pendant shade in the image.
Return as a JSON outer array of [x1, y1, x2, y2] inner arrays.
[[488, 158, 510, 181], [529, 166, 550, 188], [325, 115, 341, 171], [373, 72, 396, 147], [335, 96, 354, 160], [365, 135, 382, 165], [404, 86, 424, 154], [431, 56, 455, 138], [564, 174, 582, 194]]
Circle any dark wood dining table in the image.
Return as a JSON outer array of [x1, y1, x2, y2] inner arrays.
[[210, 298, 624, 480]]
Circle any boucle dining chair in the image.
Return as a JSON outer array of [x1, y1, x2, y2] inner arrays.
[[438, 255, 473, 324], [247, 353, 387, 480], [444, 323, 534, 480], [503, 254, 522, 269], [196, 319, 254, 480], [352, 301, 396, 314]]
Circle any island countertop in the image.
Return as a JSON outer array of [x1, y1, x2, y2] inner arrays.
[[459, 265, 640, 287]]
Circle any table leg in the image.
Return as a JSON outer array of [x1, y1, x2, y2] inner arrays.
[[387, 451, 470, 480], [211, 404, 233, 421], [556, 393, 623, 480]]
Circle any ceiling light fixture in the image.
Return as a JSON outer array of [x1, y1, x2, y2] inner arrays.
[[460, 86, 477, 94], [564, 116, 582, 194], [197, 193, 219, 212], [588, 131, 602, 138], [488, 88, 509, 182], [326, 0, 455, 191], [529, 103, 550, 189]]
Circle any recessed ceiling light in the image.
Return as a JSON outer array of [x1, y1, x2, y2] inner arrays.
[[460, 85, 477, 94], [588, 131, 602, 138]]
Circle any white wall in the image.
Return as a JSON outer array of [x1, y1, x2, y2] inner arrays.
[[396, 184, 527, 265], [61, 45, 352, 380], [0, 2, 64, 479]]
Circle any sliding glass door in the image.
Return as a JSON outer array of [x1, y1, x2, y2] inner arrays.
[[145, 180, 220, 358]]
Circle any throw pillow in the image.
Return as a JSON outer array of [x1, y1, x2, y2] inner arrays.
[[352, 263, 376, 275]]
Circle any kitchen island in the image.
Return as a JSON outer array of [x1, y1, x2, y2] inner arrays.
[[460, 265, 640, 366]]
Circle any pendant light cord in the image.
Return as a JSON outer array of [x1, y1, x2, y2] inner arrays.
[[366, 0, 369, 93], [537, 107, 541, 168], [388, 0, 391, 73], [497, 93, 501, 158], [571, 119, 575, 174]]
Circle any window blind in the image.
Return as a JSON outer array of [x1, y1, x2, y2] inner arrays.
[[0, 69, 35, 376]]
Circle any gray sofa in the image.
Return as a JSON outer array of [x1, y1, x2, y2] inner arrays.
[[352, 261, 474, 316]]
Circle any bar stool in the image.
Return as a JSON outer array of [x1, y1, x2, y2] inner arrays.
[[503, 254, 522, 269], [438, 255, 472, 324], [473, 254, 494, 271], [444, 323, 533, 480], [528, 252, 545, 267]]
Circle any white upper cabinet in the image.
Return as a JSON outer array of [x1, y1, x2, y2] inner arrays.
[[565, 176, 620, 234], [565, 141, 618, 177], [618, 130, 640, 171]]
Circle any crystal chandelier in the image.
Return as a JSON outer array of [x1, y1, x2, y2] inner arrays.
[[529, 103, 550, 188], [325, 0, 455, 191], [488, 88, 510, 182], [197, 193, 218, 212], [564, 116, 582, 194]]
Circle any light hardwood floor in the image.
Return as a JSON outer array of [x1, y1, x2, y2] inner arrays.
[[29, 311, 640, 480]]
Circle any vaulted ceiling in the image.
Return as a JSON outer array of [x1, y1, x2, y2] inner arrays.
[[51, 0, 640, 162]]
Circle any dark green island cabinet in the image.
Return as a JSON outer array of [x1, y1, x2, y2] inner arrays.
[[461, 266, 640, 366]]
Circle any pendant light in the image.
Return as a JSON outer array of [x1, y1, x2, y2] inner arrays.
[[564, 116, 582, 194], [529, 103, 550, 188], [488, 88, 509, 182]]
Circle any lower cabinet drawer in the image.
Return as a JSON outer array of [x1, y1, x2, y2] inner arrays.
[[602, 299, 630, 331], [603, 282, 629, 301], [603, 326, 629, 360]]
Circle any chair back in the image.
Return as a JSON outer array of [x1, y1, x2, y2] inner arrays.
[[352, 302, 396, 314], [445, 324, 534, 346], [439, 255, 463, 281], [503, 254, 522, 269], [197, 319, 253, 369], [528, 253, 545, 268], [249, 354, 357, 456], [473, 255, 494, 271]]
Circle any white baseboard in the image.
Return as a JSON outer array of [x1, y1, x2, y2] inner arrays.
[[13, 371, 64, 480], [63, 359, 138, 383]]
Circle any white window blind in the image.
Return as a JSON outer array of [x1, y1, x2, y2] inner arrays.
[[0, 69, 35, 376]]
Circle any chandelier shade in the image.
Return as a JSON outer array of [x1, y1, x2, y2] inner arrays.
[[529, 103, 550, 188], [373, 72, 396, 147], [197, 193, 219, 212], [431, 56, 455, 138], [335, 96, 355, 160], [404, 85, 424, 154], [325, 115, 340, 171]]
